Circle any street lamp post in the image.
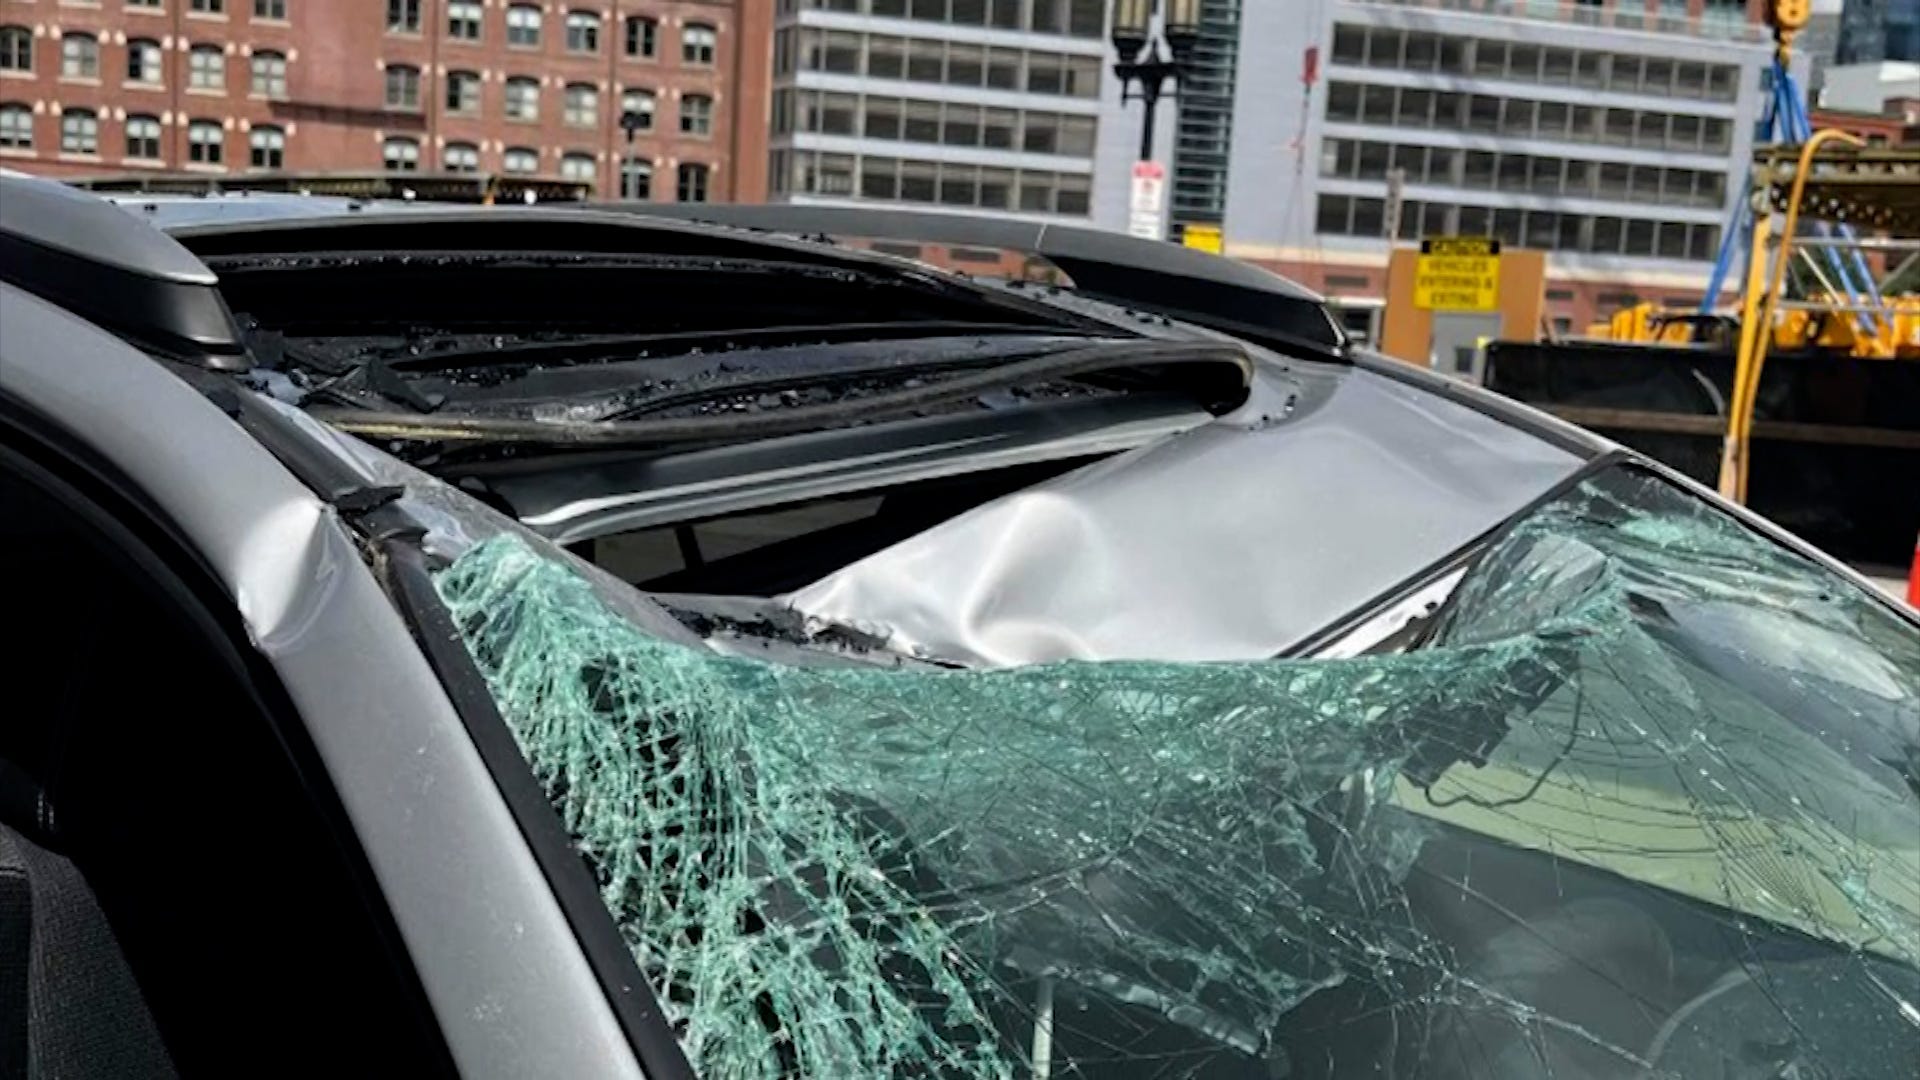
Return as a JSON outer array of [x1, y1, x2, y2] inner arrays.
[[620, 110, 645, 200], [1111, 0, 1198, 239], [1110, 0, 1200, 164]]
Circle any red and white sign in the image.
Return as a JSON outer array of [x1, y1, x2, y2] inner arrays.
[[1128, 160, 1167, 240]]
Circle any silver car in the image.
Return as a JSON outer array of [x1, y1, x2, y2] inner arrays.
[[2, 175, 1915, 1080]]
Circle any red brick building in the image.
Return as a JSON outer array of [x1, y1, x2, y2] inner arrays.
[[1808, 104, 1920, 145], [0, 0, 772, 201]]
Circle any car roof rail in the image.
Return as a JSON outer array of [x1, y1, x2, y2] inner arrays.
[[0, 174, 248, 370], [605, 203, 1348, 356]]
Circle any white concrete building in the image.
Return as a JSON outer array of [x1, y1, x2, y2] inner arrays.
[[1091, 1, 1784, 324], [1820, 60, 1920, 111], [766, 0, 1109, 220]]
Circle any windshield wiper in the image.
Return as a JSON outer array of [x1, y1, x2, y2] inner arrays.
[[369, 320, 1104, 373], [594, 340, 1111, 422], [306, 340, 1253, 449]]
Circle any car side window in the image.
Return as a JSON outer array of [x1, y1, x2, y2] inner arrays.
[[0, 423, 455, 1076]]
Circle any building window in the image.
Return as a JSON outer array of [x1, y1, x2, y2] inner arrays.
[[560, 152, 596, 183], [255, 0, 287, 18], [0, 25, 31, 73], [62, 34, 100, 80], [680, 93, 712, 136], [127, 39, 164, 84], [60, 109, 98, 154], [448, 1, 482, 41], [125, 114, 162, 159], [625, 16, 657, 57], [383, 136, 419, 171], [188, 45, 224, 90], [566, 11, 600, 53], [620, 156, 651, 198], [191, 0, 225, 13], [505, 76, 539, 120], [249, 124, 284, 168], [503, 146, 538, 173], [387, 0, 421, 33], [621, 88, 655, 131], [810, 30, 861, 74], [803, 91, 855, 135], [444, 141, 479, 172], [0, 102, 30, 149], [187, 119, 223, 163], [564, 82, 598, 126], [682, 23, 717, 65], [677, 161, 709, 202], [250, 50, 287, 98], [443, 70, 480, 113], [507, 4, 541, 46], [385, 64, 421, 109], [865, 35, 902, 78]]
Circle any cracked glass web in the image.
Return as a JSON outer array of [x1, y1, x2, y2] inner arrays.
[[433, 466, 1920, 1078]]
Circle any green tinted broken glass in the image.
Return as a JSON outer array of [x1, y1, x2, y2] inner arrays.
[[433, 466, 1920, 1078]]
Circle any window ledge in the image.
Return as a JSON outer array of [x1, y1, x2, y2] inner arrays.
[[254, 19, 292, 28], [185, 13, 229, 22], [124, 80, 167, 91], [0, 146, 38, 157], [58, 151, 103, 162], [59, 76, 103, 86], [186, 86, 227, 96], [183, 161, 227, 172]]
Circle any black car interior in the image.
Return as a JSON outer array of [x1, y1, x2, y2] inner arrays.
[[0, 422, 455, 1078]]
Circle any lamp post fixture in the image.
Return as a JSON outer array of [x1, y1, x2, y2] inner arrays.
[[1110, 0, 1200, 164], [620, 109, 646, 200]]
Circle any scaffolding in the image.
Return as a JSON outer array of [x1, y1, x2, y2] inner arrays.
[[1719, 140, 1920, 502]]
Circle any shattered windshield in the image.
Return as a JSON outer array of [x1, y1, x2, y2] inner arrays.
[[432, 464, 1920, 1078]]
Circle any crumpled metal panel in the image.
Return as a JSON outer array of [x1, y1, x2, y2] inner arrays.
[[787, 364, 1584, 664], [252, 395, 705, 646]]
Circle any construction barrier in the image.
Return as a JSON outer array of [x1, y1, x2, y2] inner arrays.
[[1908, 533, 1919, 608]]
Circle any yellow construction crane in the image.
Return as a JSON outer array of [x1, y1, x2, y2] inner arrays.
[[1582, 0, 1920, 502], [1494, 0, 1920, 571]]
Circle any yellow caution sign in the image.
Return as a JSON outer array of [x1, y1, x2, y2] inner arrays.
[[1182, 223, 1223, 254], [1414, 237, 1500, 311]]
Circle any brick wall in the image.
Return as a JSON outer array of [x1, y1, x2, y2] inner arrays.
[[0, 0, 771, 200]]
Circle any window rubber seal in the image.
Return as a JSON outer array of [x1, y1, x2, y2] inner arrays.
[[375, 538, 697, 1080]]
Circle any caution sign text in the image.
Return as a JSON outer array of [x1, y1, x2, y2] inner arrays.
[[1414, 237, 1501, 311]]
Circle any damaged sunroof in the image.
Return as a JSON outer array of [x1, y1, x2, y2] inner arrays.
[[434, 466, 1920, 1078]]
